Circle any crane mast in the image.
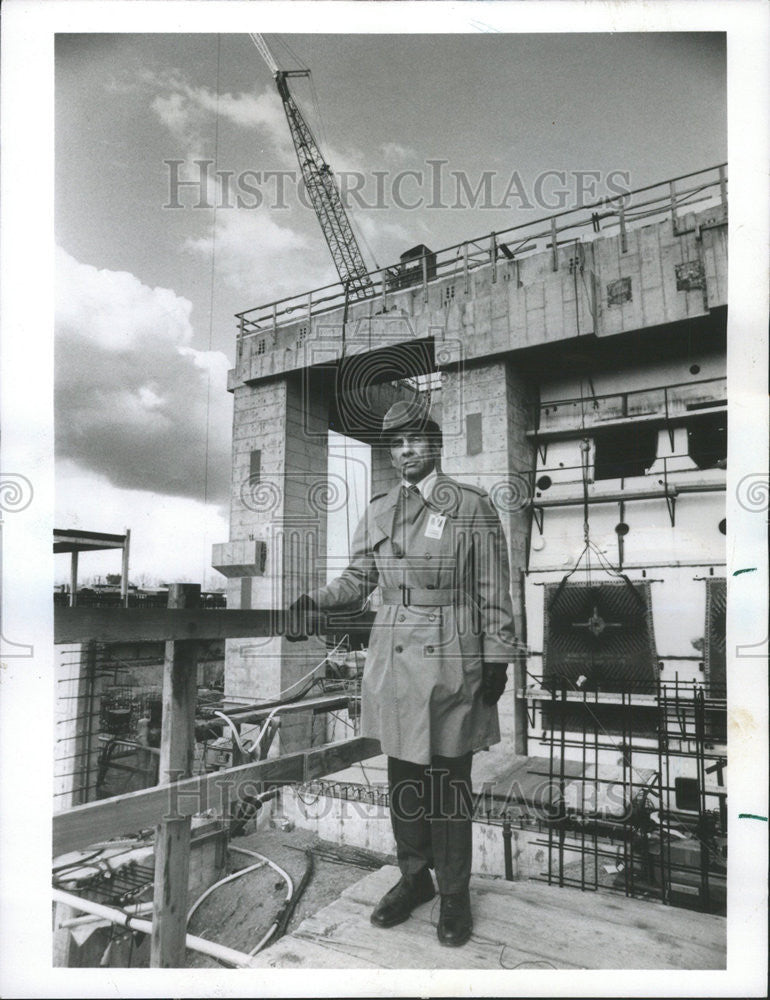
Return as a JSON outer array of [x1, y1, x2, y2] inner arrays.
[[250, 34, 374, 300]]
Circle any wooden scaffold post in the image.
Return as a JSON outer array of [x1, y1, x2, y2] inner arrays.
[[150, 582, 200, 968]]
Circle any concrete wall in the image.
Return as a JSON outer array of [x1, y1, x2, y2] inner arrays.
[[219, 203, 727, 763], [279, 786, 546, 881], [526, 344, 726, 693], [223, 369, 331, 752], [231, 207, 726, 386]]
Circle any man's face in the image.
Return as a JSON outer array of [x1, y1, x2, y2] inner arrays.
[[389, 430, 439, 484]]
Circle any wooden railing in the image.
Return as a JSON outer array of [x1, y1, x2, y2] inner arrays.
[[53, 584, 380, 967]]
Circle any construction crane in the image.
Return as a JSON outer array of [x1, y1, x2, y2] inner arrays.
[[249, 33, 374, 300]]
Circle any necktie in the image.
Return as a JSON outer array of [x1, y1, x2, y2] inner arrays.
[[403, 484, 423, 523], [393, 485, 423, 553]]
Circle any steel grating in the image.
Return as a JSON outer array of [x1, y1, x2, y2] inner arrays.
[[542, 580, 658, 692], [704, 578, 726, 695]]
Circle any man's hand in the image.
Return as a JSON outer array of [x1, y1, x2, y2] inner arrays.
[[286, 594, 318, 642], [481, 662, 509, 705]]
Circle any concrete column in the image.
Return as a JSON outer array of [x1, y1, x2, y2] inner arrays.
[[441, 357, 533, 754], [223, 369, 331, 752]]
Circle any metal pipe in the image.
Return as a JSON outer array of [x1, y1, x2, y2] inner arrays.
[[52, 888, 261, 969], [60, 901, 155, 928]]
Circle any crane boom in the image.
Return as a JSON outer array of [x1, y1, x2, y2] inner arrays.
[[250, 34, 374, 300]]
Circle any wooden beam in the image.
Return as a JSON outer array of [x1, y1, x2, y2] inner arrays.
[[52, 736, 381, 857], [69, 551, 78, 608], [54, 607, 376, 645], [54, 608, 285, 644], [151, 584, 200, 968], [121, 528, 130, 608]]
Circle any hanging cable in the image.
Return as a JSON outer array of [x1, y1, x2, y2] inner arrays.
[[278, 634, 348, 697], [200, 33, 222, 589], [212, 710, 252, 758], [348, 212, 381, 272]]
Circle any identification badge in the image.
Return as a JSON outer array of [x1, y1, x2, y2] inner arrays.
[[424, 513, 446, 539]]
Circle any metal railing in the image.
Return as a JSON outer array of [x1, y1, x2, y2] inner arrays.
[[234, 163, 727, 341], [533, 376, 727, 435]]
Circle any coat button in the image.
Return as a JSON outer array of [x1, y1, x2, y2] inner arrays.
[[398, 615, 405, 622], [426, 645, 434, 653], [425, 553, 431, 560], [429, 615, 435, 622], [395, 644, 403, 653]]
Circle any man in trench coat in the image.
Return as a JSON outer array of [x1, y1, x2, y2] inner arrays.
[[288, 399, 517, 946]]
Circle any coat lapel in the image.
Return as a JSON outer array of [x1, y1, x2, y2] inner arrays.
[[373, 484, 403, 540], [425, 473, 463, 518]]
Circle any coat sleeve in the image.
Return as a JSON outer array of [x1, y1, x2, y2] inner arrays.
[[472, 492, 518, 662], [308, 507, 380, 611]]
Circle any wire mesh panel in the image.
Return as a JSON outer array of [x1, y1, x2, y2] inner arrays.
[[54, 640, 227, 809], [533, 678, 726, 914], [704, 578, 726, 696]]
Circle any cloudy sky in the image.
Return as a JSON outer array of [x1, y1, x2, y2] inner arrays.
[[55, 30, 726, 587]]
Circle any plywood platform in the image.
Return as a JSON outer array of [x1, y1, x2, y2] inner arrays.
[[251, 864, 726, 970]]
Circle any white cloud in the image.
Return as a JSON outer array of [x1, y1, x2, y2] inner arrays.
[[56, 247, 232, 504], [149, 70, 290, 157], [192, 85, 285, 133], [184, 208, 336, 300], [56, 247, 194, 351]]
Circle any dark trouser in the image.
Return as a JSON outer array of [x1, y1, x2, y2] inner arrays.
[[387, 753, 474, 895]]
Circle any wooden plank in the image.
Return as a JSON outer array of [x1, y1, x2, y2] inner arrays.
[[325, 866, 725, 970], [304, 737, 381, 780], [151, 584, 199, 967], [251, 936, 382, 969], [54, 608, 284, 644], [292, 896, 556, 970], [284, 872, 584, 970], [342, 866, 725, 947], [52, 736, 381, 856], [55, 607, 376, 645]]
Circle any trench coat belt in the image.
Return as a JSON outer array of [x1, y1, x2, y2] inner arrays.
[[380, 587, 464, 607]]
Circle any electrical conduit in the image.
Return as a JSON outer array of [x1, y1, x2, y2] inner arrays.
[[52, 888, 261, 969]]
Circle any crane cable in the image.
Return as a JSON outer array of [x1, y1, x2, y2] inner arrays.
[[200, 34, 222, 590]]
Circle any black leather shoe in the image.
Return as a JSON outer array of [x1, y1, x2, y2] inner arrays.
[[370, 869, 435, 928], [437, 889, 472, 946]]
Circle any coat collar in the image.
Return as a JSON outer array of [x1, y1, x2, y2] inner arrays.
[[372, 474, 463, 537], [424, 473, 464, 517]]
